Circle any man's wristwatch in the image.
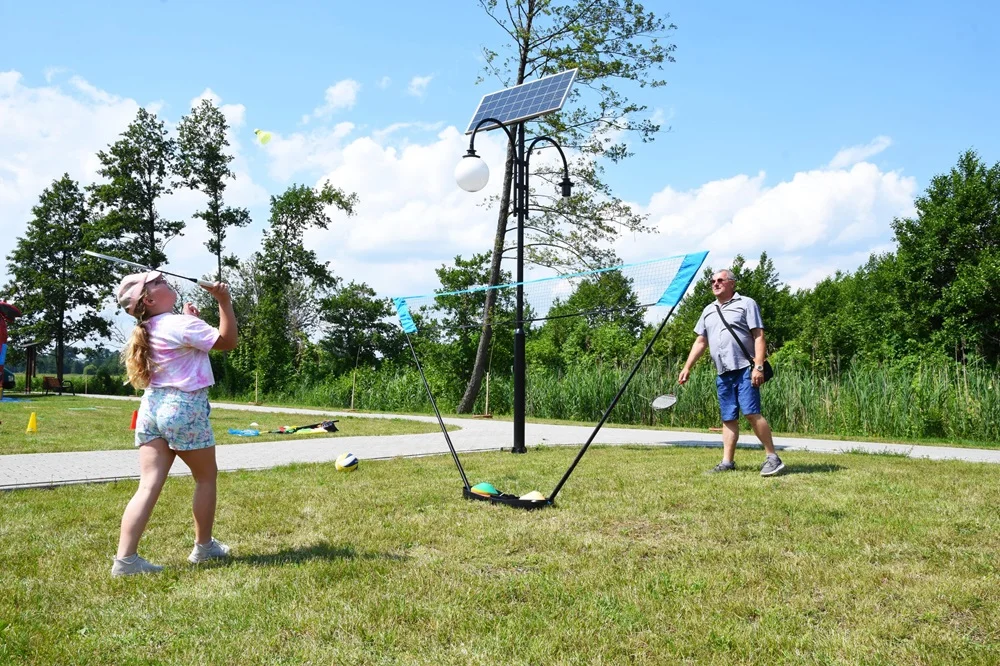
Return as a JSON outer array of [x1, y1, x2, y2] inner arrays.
[[754, 364, 764, 372]]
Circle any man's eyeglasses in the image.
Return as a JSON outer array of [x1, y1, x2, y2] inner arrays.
[[711, 278, 733, 285]]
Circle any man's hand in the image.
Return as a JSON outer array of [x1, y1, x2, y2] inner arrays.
[[182, 302, 200, 318], [680, 335, 709, 385], [751, 368, 764, 388]]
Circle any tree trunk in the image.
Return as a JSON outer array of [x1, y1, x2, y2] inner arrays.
[[56, 326, 64, 383], [214, 194, 223, 283], [147, 200, 157, 267], [456, 142, 516, 413], [455, 0, 534, 413]]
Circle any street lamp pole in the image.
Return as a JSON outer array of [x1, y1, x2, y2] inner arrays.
[[456, 118, 572, 454]]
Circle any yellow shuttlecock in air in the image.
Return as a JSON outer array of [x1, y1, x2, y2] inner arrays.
[[254, 129, 272, 145]]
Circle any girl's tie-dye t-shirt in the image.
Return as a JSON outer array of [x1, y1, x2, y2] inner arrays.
[[145, 313, 220, 392]]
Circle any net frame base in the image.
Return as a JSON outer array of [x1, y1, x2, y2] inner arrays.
[[462, 487, 553, 510]]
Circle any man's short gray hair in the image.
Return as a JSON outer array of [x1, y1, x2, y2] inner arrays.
[[713, 268, 736, 281]]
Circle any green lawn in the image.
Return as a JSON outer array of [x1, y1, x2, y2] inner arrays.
[[1, 446, 998, 664], [0, 395, 448, 455]]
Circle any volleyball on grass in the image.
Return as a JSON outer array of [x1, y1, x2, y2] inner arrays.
[[335, 452, 359, 472]]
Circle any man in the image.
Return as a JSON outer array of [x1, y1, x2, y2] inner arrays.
[[678, 269, 784, 476]]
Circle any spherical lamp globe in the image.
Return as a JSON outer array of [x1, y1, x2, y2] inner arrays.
[[455, 154, 490, 192]]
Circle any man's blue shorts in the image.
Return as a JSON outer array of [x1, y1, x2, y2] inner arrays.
[[716, 366, 761, 422]]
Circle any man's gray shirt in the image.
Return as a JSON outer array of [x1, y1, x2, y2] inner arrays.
[[694, 293, 765, 375]]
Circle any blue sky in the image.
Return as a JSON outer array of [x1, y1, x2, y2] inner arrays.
[[2, 0, 997, 308]]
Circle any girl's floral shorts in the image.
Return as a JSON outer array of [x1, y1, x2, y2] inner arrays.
[[135, 387, 215, 451]]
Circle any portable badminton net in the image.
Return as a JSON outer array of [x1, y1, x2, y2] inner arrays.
[[393, 251, 708, 509]]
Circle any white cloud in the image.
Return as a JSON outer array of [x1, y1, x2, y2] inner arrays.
[[43, 66, 67, 83], [0, 71, 140, 236], [407, 75, 433, 98], [1, 70, 923, 320], [828, 135, 892, 169], [0, 72, 268, 294], [309, 79, 361, 121], [262, 122, 357, 181], [371, 121, 445, 143], [615, 140, 918, 289], [69, 75, 121, 105], [377, 76, 391, 90], [291, 126, 509, 298]]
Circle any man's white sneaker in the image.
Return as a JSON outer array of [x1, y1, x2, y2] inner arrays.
[[111, 554, 164, 577], [188, 538, 231, 564]]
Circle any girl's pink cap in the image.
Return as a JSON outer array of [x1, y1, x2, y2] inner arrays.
[[116, 271, 162, 315]]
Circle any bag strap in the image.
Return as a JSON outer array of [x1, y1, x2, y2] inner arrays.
[[714, 303, 757, 366]]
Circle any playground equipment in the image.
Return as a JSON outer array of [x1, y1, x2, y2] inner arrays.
[[0, 301, 23, 400]]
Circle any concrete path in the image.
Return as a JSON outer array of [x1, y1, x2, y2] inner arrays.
[[3, 395, 999, 490]]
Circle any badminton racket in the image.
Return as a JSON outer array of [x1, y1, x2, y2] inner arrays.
[[83, 250, 215, 288], [651, 394, 677, 410]]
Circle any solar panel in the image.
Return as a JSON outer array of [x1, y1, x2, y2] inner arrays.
[[465, 69, 578, 135]]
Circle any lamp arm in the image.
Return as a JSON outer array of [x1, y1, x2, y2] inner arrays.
[[525, 136, 571, 183], [468, 118, 516, 154]]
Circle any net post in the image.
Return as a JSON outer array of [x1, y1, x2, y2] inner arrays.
[[403, 332, 471, 490], [548, 304, 678, 502], [512, 121, 528, 454]]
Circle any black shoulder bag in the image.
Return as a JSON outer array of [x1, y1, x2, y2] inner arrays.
[[714, 304, 774, 383]]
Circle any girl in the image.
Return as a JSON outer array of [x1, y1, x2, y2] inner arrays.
[[111, 271, 238, 577]]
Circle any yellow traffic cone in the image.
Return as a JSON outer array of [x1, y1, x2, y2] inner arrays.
[[26, 411, 38, 433]]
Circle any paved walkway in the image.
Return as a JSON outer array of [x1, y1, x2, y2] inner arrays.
[[3, 395, 999, 490]]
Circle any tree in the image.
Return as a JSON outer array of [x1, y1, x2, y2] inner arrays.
[[2, 175, 113, 381], [214, 253, 266, 394], [246, 182, 358, 393], [259, 183, 357, 288], [88, 108, 181, 268], [176, 99, 251, 283], [429, 253, 516, 399], [657, 252, 796, 364], [892, 149, 1000, 361], [527, 269, 644, 370], [320, 282, 402, 375], [457, 0, 676, 411], [657, 266, 715, 362], [727, 253, 798, 351], [789, 253, 907, 371]]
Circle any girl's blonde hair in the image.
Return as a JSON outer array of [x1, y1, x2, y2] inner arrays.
[[121, 292, 155, 389]]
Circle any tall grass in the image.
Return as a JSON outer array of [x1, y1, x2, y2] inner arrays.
[[263, 361, 1000, 445], [12, 361, 1000, 445]]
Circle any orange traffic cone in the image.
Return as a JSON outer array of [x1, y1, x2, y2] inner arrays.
[[26, 412, 38, 433], [129, 410, 138, 430]]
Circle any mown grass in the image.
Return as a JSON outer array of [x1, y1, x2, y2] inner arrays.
[[0, 395, 447, 455], [2, 446, 998, 665]]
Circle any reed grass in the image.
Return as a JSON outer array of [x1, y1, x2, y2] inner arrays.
[[11, 360, 1000, 446], [272, 361, 1000, 446]]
